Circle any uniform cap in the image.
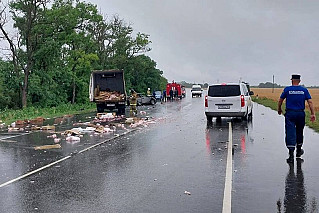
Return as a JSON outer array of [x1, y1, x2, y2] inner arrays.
[[291, 74, 301, 80]]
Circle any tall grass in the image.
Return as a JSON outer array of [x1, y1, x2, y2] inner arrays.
[[252, 97, 319, 132], [0, 103, 96, 125]]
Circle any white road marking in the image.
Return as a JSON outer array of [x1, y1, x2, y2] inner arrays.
[[222, 122, 233, 213], [0, 156, 71, 188], [0, 129, 137, 188], [0, 132, 32, 140], [183, 103, 192, 110]]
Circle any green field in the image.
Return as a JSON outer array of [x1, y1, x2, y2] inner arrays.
[[252, 97, 319, 133]]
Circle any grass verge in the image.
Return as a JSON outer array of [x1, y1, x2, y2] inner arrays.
[[252, 97, 319, 133], [0, 103, 96, 125]]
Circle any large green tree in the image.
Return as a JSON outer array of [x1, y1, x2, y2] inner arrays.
[[0, 0, 167, 110]]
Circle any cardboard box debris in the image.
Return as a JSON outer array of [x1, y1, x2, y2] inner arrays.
[[97, 113, 115, 119], [63, 129, 81, 136], [31, 126, 41, 131], [42, 126, 55, 131], [34, 144, 61, 150], [95, 126, 105, 133]]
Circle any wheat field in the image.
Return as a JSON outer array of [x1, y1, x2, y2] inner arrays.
[[252, 88, 319, 111]]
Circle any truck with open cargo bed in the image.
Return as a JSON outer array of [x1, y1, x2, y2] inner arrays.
[[89, 70, 127, 114]]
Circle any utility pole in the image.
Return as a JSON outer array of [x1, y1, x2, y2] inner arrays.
[[272, 75, 275, 93]]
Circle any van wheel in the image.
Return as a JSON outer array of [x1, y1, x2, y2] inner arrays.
[[150, 99, 156, 105], [206, 115, 212, 123]]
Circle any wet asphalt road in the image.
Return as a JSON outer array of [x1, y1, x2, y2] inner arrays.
[[0, 89, 319, 213]]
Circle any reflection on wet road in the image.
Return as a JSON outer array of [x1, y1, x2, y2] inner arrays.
[[0, 89, 318, 212]]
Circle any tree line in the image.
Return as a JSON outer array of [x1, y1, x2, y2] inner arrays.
[[0, 0, 167, 110]]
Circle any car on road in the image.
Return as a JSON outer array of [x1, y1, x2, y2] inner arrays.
[[137, 93, 156, 105], [205, 83, 254, 122], [191, 84, 203, 97]]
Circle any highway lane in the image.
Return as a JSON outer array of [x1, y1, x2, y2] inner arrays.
[[0, 89, 318, 212]]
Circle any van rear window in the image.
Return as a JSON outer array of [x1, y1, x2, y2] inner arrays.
[[208, 85, 240, 97]]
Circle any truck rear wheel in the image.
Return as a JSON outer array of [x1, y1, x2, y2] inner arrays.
[[97, 104, 104, 113], [117, 106, 125, 115]]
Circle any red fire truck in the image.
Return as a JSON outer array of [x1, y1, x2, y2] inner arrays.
[[166, 82, 182, 99]]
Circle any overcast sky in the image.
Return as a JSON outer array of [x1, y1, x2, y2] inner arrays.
[[88, 0, 319, 86]]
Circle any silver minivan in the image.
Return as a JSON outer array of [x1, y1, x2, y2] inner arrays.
[[205, 83, 253, 122]]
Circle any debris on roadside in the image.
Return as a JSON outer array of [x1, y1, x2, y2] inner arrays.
[[29, 117, 45, 125], [97, 112, 115, 119], [31, 126, 41, 131], [0, 120, 5, 128], [42, 126, 55, 131], [140, 111, 147, 115], [54, 138, 61, 143], [8, 127, 24, 132], [63, 129, 81, 136], [34, 144, 61, 150], [47, 134, 57, 138], [184, 190, 191, 195], [15, 120, 25, 126], [93, 113, 124, 123], [66, 136, 81, 142], [95, 126, 106, 133]]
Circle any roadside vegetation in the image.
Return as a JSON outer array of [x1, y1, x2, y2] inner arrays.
[[0, 0, 167, 116], [252, 96, 319, 133], [0, 103, 96, 126]]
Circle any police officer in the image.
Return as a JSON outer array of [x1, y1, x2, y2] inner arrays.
[[129, 89, 138, 117], [278, 74, 316, 163]]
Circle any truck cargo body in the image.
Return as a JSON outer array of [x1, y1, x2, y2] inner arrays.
[[89, 70, 127, 114]]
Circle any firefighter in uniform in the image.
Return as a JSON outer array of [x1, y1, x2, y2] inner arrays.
[[278, 74, 316, 163], [129, 89, 138, 117]]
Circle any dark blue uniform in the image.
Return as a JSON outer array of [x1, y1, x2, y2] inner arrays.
[[280, 86, 311, 150]]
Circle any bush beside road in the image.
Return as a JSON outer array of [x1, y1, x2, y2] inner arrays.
[[0, 103, 96, 126]]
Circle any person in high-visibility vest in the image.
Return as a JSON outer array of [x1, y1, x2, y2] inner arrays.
[[130, 89, 138, 117]]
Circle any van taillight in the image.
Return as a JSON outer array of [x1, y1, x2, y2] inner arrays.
[[205, 95, 208, 107], [241, 95, 245, 107]]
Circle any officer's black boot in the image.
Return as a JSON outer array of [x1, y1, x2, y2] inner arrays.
[[296, 145, 304, 158], [286, 149, 294, 164]]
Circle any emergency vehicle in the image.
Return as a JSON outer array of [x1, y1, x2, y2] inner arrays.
[[166, 82, 182, 99]]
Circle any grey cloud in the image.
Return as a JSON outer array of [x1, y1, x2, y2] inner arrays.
[[90, 0, 319, 86]]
